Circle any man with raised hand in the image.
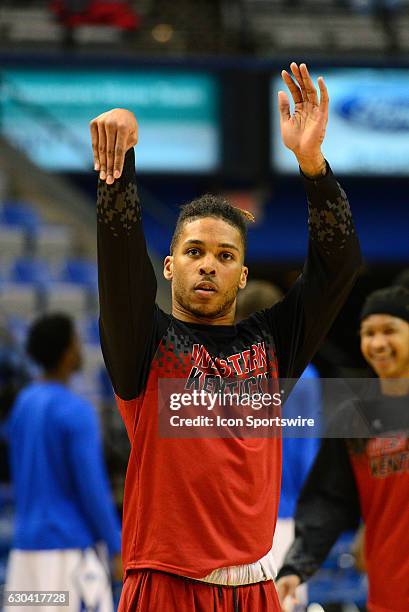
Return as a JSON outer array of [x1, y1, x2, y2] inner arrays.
[[276, 286, 409, 612], [90, 63, 361, 611]]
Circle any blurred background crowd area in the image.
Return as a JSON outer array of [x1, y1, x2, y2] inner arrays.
[[0, 1, 408, 610], [1, 0, 409, 54]]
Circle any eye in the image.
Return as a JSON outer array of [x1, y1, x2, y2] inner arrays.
[[186, 248, 200, 257], [383, 328, 396, 336], [220, 252, 234, 261]]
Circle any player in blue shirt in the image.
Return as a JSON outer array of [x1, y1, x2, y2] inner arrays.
[[3, 313, 121, 612]]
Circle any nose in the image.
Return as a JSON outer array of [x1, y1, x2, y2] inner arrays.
[[199, 254, 216, 276], [370, 333, 388, 352]]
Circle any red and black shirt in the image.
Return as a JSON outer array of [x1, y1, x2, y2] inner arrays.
[[97, 148, 360, 580], [278, 395, 409, 612]]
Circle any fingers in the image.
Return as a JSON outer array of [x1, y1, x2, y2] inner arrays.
[[281, 69, 302, 105], [277, 91, 291, 122], [284, 62, 321, 107], [318, 75, 329, 115], [276, 580, 290, 606], [276, 576, 300, 610], [89, 120, 100, 172], [276, 584, 285, 604], [105, 121, 116, 185], [290, 62, 308, 101], [90, 110, 137, 183], [97, 121, 107, 182], [299, 63, 318, 105], [113, 124, 127, 180]]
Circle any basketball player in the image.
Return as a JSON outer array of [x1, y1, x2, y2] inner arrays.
[[90, 63, 361, 611], [276, 286, 409, 612], [3, 314, 121, 611]]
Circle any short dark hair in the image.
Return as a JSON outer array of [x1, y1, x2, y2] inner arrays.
[[26, 313, 74, 371], [170, 194, 253, 255]]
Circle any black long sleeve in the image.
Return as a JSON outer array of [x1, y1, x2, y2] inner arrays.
[[266, 165, 362, 379], [97, 156, 361, 402], [97, 148, 163, 400], [276, 438, 361, 583]]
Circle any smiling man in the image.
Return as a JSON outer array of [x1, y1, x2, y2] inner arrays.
[[90, 63, 361, 611], [276, 286, 409, 612], [360, 291, 409, 381]]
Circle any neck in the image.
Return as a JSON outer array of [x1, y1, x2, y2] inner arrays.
[[379, 376, 409, 396], [43, 369, 70, 385], [171, 303, 235, 326]]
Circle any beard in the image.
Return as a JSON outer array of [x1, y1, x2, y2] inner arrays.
[[173, 278, 239, 321]]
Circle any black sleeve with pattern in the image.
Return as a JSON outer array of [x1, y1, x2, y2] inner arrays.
[[276, 438, 361, 583], [265, 164, 362, 379], [97, 148, 166, 400]]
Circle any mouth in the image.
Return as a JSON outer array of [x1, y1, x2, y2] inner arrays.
[[369, 354, 394, 367], [193, 282, 217, 297]]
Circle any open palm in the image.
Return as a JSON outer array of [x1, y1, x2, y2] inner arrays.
[[279, 63, 328, 162]]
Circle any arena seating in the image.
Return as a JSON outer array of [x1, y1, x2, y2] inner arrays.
[[0, 199, 104, 407]]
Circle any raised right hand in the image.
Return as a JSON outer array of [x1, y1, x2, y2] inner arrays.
[[275, 574, 301, 611], [89, 108, 138, 184], [278, 62, 328, 177]]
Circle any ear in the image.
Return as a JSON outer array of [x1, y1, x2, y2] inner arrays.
[[239, 266, 248, 290], [163, 255, 173, 281]]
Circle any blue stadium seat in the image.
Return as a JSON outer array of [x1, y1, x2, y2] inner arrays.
[[61, 260, 98, 289], [0, 201, 41, 233], [10, 258, 53, 287]]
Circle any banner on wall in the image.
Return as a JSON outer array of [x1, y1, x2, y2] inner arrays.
[[271, 69, 409, 176], [0, 69, 220, 172]]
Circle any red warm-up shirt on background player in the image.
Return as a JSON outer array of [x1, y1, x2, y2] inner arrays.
[[277, 286, 409, 612], [92, 63, 361, 611]]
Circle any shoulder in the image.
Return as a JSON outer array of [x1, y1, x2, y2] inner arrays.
[[58, 390, 98, 433], [9, 382, 41, 414]]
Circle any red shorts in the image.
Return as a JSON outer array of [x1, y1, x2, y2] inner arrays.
[[118, 569, 280, 611]]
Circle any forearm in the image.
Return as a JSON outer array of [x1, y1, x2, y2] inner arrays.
[[270, 166, 361, 378], [277, 503, 348, 582], [303, 161, 360, 262], [296, 165, 361, 370], [277, 439, 361, 582], [97, 148, 157, 399]]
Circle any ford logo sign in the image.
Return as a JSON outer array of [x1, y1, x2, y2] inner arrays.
[[337, 97, 409, 132]]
